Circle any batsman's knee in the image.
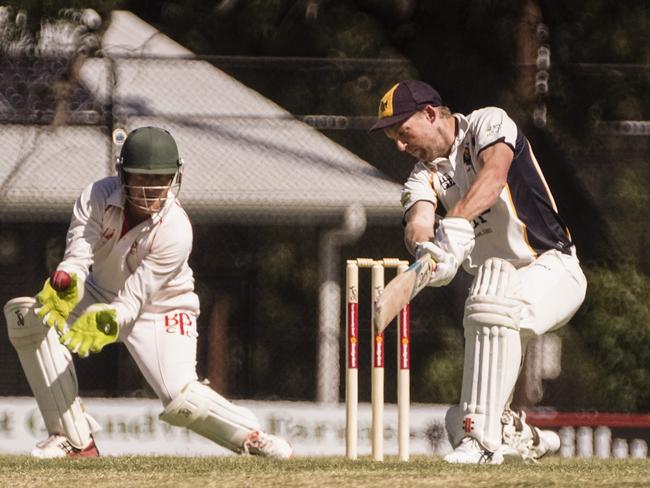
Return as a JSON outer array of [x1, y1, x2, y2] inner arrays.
[[464, 258, 523, 331]]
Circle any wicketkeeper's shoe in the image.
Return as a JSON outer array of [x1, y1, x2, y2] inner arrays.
[[242, 431, 292, 459], [31, 434, 100, 459], [443, 437, 504, 464]]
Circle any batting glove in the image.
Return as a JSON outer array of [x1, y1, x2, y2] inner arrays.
[[416, 241, 459, 287], [434, 217, 475, 263], [60, 304, 119, 358], [35, 270, 82, 333]]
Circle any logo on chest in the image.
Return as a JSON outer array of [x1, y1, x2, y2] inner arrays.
[[438, 172, 456, 190]]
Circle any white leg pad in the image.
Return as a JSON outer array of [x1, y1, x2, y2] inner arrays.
[[4, 297, 95, 449], [159, 381, 261, 453], [459, 259, 523, 452]]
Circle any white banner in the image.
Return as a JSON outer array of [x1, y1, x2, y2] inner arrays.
[[0, 397, 452, 457]]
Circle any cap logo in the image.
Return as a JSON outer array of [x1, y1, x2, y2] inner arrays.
[[378, 83, 400, 119]]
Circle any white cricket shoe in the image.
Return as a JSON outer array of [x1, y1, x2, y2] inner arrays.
[[501, 409, 560, 462], [31, 434, 99, 459], [529, 428, 561, 459], [242, 431, 292, 459], [443, 437, 504, 464]]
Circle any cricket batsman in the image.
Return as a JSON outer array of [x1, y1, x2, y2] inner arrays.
[[3, 126, 292, 459], [370, 80, 587, 463]]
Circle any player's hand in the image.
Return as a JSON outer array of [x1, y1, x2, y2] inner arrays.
[[60, 304, 119, 358], [434, 217, 475, 263], [35, 271, 82, 333], [415, 241, 458, 287]]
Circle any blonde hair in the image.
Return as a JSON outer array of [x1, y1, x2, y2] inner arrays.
[[436, 106, 453, 118]]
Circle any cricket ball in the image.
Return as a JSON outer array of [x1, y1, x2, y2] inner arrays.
[[50, 270, 72, 291]]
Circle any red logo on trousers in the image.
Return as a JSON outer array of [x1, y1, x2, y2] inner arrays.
[[164, 313, 194, 336]]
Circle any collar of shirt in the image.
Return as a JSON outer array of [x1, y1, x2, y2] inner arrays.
[[448, 113, 469, 157], [107, 184, 125, 209]]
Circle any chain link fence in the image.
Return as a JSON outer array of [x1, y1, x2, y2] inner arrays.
[[1, 25, 649, 411], [0, 51, 426, 403]]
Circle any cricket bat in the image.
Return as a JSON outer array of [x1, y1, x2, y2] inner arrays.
[[373, 255, 436, 334]]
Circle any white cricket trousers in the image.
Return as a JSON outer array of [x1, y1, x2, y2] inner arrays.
[[517, 249, 587, 337], [119, 310, 199, 405], [69, 291, 199, 405]]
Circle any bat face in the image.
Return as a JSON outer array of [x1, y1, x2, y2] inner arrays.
[[373, 255, 435, 333]]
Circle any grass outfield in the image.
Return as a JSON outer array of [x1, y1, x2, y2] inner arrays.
[[0, 455, 648, 488]]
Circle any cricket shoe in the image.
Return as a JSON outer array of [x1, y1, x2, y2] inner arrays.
[[242, 431, 292, 459], [529, 428, 561, 460], [31, 434, 100, 459], [443, 437, 504, 464], [501, 409, 560, 462]]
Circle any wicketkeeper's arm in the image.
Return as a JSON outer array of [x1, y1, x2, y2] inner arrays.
[[57, 182, 106, 282]]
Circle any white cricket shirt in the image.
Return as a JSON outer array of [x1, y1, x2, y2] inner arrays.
[[401, 107, 573, 273], [58, 176, 200, 325]]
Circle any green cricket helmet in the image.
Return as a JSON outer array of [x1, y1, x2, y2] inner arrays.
[[115, 127, 183, 213]]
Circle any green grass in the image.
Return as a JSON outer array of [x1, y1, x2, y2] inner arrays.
[[0, 455, 648, 488]]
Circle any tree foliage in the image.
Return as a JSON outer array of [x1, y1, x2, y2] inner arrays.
[[571, 265, 650, 410]]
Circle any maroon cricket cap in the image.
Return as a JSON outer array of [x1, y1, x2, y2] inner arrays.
[[369, 80, 443, 132]]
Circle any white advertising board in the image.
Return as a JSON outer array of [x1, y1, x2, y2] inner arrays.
[[0, 397, 452, 457]]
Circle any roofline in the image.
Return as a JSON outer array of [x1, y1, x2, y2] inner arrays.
[[0, 203, 403, 226]]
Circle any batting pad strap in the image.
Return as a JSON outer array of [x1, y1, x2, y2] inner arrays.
[[4, 297, 94, 449], [160, 381, 261, 453]]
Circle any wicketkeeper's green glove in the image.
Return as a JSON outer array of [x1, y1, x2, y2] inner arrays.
[[60, 304, 119, 358], [35, 271, 82, 333]]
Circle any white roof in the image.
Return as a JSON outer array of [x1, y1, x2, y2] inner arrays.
[[0, 10, 401, 224], [0, 125, 111, 221]]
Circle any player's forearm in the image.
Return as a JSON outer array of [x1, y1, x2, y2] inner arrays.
[[448, 157, 508, 220], [404, 219, 435, 256], [405, 229, 428, 256], [59, 203, 101, 280], [449, 143, 512, 221], [59, 239, 93, 281], [447, 175, 504, 221], [404, 201, 436, 255]]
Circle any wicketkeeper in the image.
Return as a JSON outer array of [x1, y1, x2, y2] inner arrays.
[[370, 81, 587, 464], [4, 127, 292, 459]]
